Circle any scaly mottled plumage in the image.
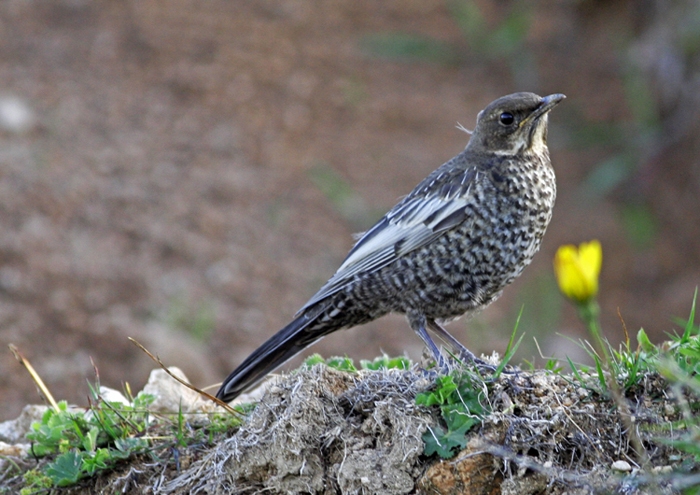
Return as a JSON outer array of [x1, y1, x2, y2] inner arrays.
[[217, 92, 565, 402]]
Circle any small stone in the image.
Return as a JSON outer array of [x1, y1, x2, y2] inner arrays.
[[652, 465, 673, 474], [576, 387, 589, 399], [664, 404, 675, 416], [531, 374, 550, 397], [611, 460, 632, 472], [99, 386, 130, 405], [141, 367, 201, 414], [0, 405, 48, 444], [0, 440, 29, 457]]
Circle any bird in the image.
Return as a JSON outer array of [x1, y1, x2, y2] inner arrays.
[[216, 92, 565, 402]]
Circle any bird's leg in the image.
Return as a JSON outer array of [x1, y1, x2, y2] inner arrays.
[[426, 319, 496, 372], [409, 313, 448, 372], [426, 319, 476, 361]]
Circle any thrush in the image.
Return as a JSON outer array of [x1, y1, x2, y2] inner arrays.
[[216, 92, 565, 402]]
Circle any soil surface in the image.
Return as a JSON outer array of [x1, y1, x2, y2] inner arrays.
[[1, 1, 699, 419], [3, 364, 691, 494]]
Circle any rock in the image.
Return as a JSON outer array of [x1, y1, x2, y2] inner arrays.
[[99, 386, 130, 405], [0, 440, 29, 457], [611, 460, 632, 472], [0, 404, 48, 444], [141, 367, 204, 414]]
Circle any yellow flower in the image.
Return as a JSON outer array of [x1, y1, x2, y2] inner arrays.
[[553, 240, 602, 303]]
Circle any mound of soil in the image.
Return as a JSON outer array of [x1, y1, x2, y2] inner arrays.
[[12, 363, 687, 495]]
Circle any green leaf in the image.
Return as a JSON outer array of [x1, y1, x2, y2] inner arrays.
[[360, 355, 411, 370], [544, 359, 563, 373], [114, 437, 148, 456], [45, 450, 83, 487], [415, 390, 438, 407], [440, 423, 471, 451], [303, 354, 326, 368], [681, 287, 698, 344], [422, 425, 446, 457], [422, 423, 470, 459], [324, 356, 357, 372], [132, 392, 156, 409], [416, 375, 457, 407], [417, 371, 487, 459], [422, 425, 456, 458], [566, 356, 587, 387], [81, 426, 98, 453], [637, 328, 655, 353], [82, 448, 111, 476], [442, 404, 480, 432], [593, 355, 607, 393]]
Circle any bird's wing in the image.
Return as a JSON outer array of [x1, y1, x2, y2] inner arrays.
[[298, 166, 482, 312]]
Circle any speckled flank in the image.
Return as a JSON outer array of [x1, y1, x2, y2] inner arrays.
[[313, 148, 555, 326]]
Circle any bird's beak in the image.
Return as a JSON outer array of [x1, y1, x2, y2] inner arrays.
[[521, 93, 566, 127], [539, 93, 566, 112]]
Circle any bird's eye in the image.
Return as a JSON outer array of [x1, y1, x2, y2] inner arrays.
[[499, 112, 515, 126]]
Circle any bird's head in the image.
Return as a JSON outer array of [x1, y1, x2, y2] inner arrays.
[[468, 92, 565, 156]]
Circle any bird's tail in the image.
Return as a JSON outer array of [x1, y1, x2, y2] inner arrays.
[[215, 312, 333, 402]]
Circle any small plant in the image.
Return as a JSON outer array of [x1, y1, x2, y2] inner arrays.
[[564, 327, 660, 394], [304, 354, 358, 372], [360, 354, 411, 370], [416, 372, 487, 459], [16, 378, 247, 493], [304, 353, 412, 372], [413, 306, 521, 460], [656, 290, 700, 474], [23, 391, 155, 489], [554, 240, 615, 389], [19, 471, 52, 495], [555, 240, 700, 490]]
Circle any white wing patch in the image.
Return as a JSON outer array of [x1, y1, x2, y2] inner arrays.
[[297, 168, 481, 313]]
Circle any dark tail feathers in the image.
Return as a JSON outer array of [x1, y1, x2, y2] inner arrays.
[[215, 312, 330, 402]]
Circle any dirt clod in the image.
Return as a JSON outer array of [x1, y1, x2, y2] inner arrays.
[[164, 365, 433, 494]]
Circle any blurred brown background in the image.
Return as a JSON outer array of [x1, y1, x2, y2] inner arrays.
[[1, 0, 698, 419]]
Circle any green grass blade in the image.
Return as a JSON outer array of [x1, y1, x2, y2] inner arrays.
[[566, 356, 585, 386], [493, 305, 524, 377], [681, 287, 698, 343]]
